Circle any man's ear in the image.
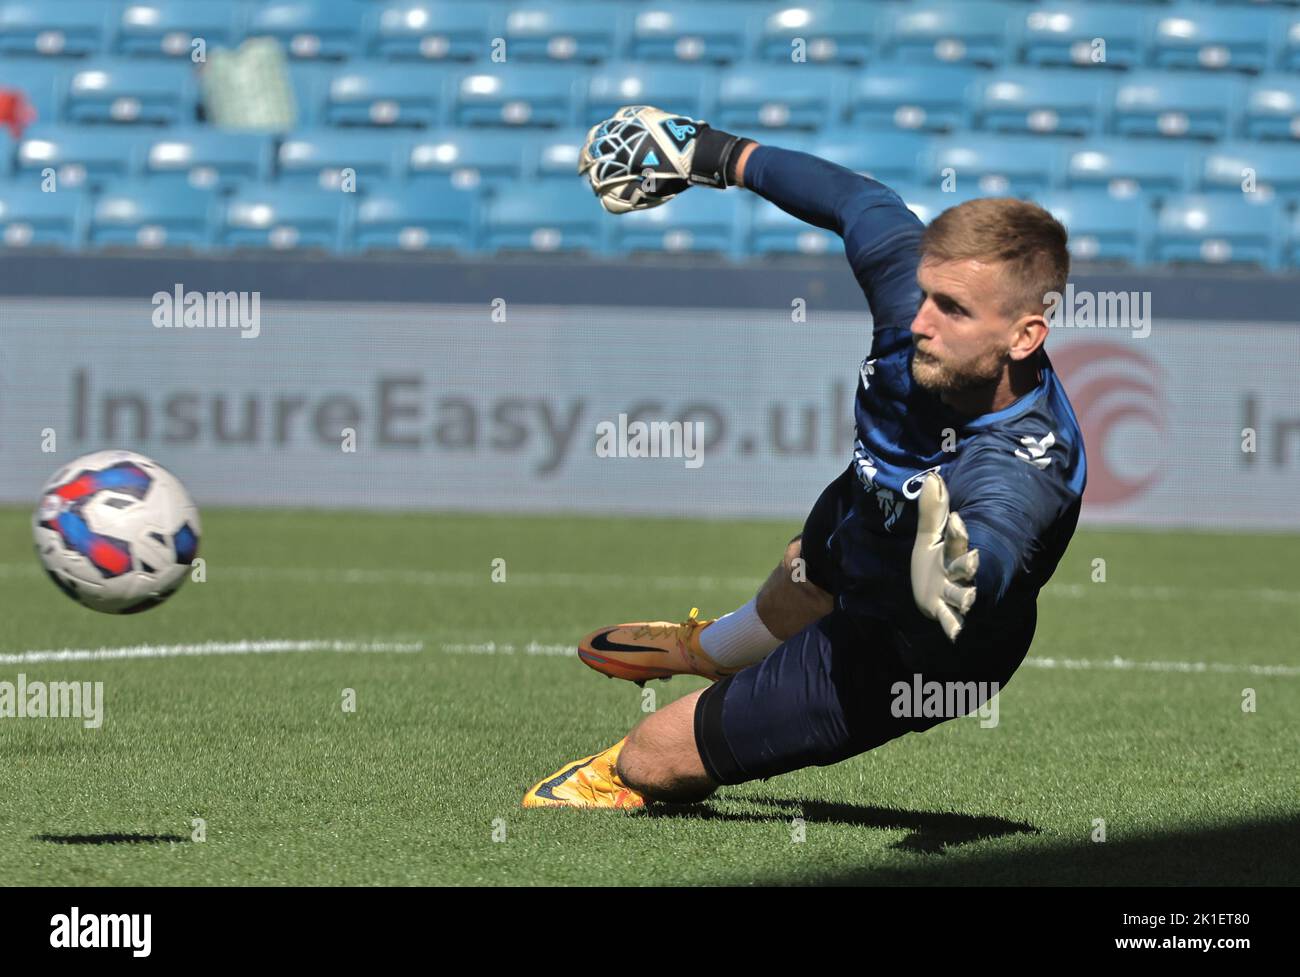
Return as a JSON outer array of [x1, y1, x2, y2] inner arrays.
[[1008, 313, 1048, 362]]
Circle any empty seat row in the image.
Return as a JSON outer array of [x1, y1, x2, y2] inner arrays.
[[7, 1, 1300, 75], [13, 58, 1300, 142], [0, 178, 1296, 269]]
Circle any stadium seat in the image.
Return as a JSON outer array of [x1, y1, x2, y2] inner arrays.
[[808, 130, 931, 185], [277, 129, 407, 188], [755, 3, 876, 65], [529, 128, 588, 182], [892, 183, 985, 226], [502, 3, 622, 63], [453, 65, 581, 127], [1111, 71, 1243, 141], [627, 3, 750, 64], [366, 1, 493, 62], [407, 129, 528, 190], [1151, 194, 1282, 269], [481, 181, 603, 253], [714, 65, 848, 131], [1149, 4, 1274, 74], [352, 181, 477, 253], [116, 1, 241, 60], [245, 1, 364, 61], [0, 183, 87, 248], [1287, 211, 1300, 268], [847, 64, 980, 132], [88, 181, 215, 249], [973, 68, 1114, 137], [613, 189, 744, 258], [64, 61, 198, 125], [8, 60, 65, 125], [142, 129, 274, 189], [324, 62, 449, 127], [1036, 189, 1149, 264], [1018, 3, 1143, 70], [749, 196, 841, 257], [217, 185, 351, 252], [1243, 75, 1300, 141], [921, 134, 1065, 196], [1281, 11, 1300, 72], [879, 1, 1017, 67], [16, 125, 144, 187], [583, 63, 710, 126], [0, 0, 111, 58], [1063, 138, 1197, 199], [1199, 142, 1300, 206]]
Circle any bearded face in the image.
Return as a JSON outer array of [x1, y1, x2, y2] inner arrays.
[[910, 334, 1009, 395]]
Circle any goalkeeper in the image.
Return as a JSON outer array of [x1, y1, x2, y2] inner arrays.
[[524, 107, 1088, 808]]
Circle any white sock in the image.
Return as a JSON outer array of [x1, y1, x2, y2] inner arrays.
[[699, 598, 782, 668]]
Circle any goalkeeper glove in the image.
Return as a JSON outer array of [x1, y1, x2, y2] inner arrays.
[[577, 105, 755, 214], [910, 474, 979, 643]]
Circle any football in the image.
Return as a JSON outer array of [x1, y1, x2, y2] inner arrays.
[[32, 449, 202, 614]]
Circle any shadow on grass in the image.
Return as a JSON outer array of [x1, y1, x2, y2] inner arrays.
[[639, 795, 1038, 854], [35, 833, 187, 845]]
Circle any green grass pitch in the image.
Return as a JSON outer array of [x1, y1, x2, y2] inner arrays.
[[1, 506, 1297, 886]]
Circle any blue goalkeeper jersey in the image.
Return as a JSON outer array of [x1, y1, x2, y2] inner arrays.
[[744, 145, 1087, 669]]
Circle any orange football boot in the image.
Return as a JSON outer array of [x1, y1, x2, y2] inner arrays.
[[577, 607, 737, 685], [522, 738, 644, 809]]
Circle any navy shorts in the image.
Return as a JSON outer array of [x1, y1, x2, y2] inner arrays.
[[693, 465, 1014, 786]]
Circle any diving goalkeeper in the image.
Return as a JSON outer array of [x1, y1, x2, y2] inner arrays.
[[524, 107, 1087, 808]]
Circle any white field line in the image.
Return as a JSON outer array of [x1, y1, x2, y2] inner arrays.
[[1021, 656, 1300, 678], [0, 639, 423, 665], [1, 563, 1297, 604]]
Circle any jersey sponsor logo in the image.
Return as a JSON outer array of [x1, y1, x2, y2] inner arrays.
[[1014, 431, 1056, 469]]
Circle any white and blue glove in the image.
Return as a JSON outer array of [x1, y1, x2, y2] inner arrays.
[[911, 474, 980, 643], [578, 105, 754, 214]]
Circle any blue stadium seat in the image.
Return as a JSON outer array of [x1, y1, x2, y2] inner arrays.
[[481, 181, 602, 253], [407, 129, 528, 190], [1063, 138, 1197, 199], [1243, 76, 1300, 140], [1149, 5, 1273, 74], [502, 3, 622, 63], [714, 65, 847, 131], [287, 62, 333, 128], [749, 197, 840, 257], [0, 0, 110, 58], [217, 185, 351, 251], [143, 129, 274, 189], [277, 129, 407, 188], [1199, 142, 1300, 205], [324, 62, 448, 127], [891, 184, 985, 226], [809, 130, 931, 185], [922, 134, 1064, 196], [117, 2, 241, 60], [1111, 71, 1243, 140], [8, 60, 65, 125], [246, 1, 364, 61], [0, 184, 87, 248], [89, 181, 214, 249], [756, 3, 876, 65], [1036, 189, 1148, 265], [529, 128, 588, 182], [613, 190, 744, 258], [366, 2, 493, 62], [1281, 10, 1300, 73], [1018, 3, 1143, 70], [627, 3, 750, 64], [453, 65, 581, 127], [64, 61, 197, 125], [1151, 194, 1282, 269], [352, 181, 477, 253], [1287, 211, 1300, 268], [973, 68, 1114, 137], [583, 63, 710, 125], [880, 1, 1016, 67], [847, 64, 980, 132], [16, 125, 144, 187]]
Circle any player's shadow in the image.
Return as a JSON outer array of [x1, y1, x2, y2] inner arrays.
[[640, 796, 1037, 854], [35, 833, 188, 845]]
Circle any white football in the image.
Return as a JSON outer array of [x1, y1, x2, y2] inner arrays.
[[32, 450, 202, 614]]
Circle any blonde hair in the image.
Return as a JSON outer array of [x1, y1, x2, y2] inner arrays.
[[920, 197, 1069, 319]]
